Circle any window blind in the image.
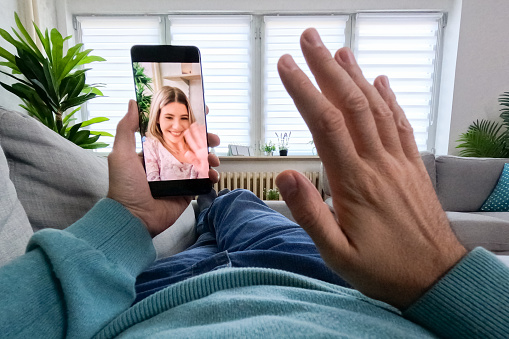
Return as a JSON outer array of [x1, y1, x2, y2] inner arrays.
[[77, 16, 162, 152], [169, 16, 252, 156], [354, 13, 443, 151], [263, 16, 349, 155]]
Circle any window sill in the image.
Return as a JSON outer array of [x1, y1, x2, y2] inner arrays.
[[218, 155, 320, 161]]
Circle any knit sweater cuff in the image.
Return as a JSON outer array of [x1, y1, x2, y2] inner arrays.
[[64, 198, 156, 278], [403, 247, 509, 338]]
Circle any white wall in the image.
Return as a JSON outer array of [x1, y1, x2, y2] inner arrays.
[[0, 0, 24, 111], [447, 0, 509, 154]]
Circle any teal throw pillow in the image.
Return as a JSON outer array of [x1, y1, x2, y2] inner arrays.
[[481, 163, 509, 212]]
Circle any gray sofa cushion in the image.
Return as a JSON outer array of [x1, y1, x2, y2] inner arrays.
[[436, 155, 509, 212], [0, 144, 33, 267], [447, 212, 509, 255], [0, 108, 108, 231]]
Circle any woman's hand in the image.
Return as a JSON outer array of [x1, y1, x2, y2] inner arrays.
[[107, 100, 220, 237], [275, 29, 466, 309], [183, 123, 210, 178]]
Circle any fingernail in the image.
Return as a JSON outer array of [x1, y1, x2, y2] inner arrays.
[[302, 28, 323, 47], [276, 172, 298, 197], [380, 75, 390, 88], [279, 54, 298, 71], [337, 48, 356, 64]]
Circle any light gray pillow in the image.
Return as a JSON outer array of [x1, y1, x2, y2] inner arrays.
[[0, 107, 109, 231], [436, 155, 509, 212], [0, 144, 33, 267]]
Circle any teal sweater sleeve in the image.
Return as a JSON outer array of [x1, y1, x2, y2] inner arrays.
[[404, 247, 509, 338], [0, 199, 155, 339]]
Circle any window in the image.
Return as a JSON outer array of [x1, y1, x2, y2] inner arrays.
[[76, 12, 444, 154]]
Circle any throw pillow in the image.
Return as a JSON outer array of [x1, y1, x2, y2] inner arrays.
[[0, 144, 33, 267], [481, 163, 509, 212], [0, 107, 109, 231]]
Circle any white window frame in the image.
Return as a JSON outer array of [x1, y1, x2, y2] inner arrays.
[[75, 12, 446, 155]]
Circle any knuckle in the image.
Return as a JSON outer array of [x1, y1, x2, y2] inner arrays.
[[343, 91, 370, 113]]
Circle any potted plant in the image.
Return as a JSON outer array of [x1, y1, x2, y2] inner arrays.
[[263, 188, 280, 200], [0, 13, 111, 149], [261, 141, 276, 156], [133, 62, 153, 136], [456, 92, 509, 157], [276, 132, 291, 156]]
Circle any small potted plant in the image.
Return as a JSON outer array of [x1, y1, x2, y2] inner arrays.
[[276, 132, 291, 156], [262, 141, 276, 156], [263, 188, 280, 200]]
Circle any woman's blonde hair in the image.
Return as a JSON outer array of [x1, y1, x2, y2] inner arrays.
[[147, 86, 196, 147]]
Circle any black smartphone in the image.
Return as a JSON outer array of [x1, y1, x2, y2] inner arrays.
[[131, 45, 212, 197]]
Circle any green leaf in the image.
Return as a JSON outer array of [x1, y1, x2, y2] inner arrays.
[[33, 24, 50, 58], [81, 116, 109, 127], [456, 119, 509, 158], [71, 130, 91, 145], [63, 106, 81, 124], [77, 55, 106, 65], [50, 28, 64, 68], [14, 12, 44, 61], [81, 142, 109, 149], [90, 131, 114, 137], [0, 69, 31, 86], [0, 46, 16, 64], [57, 43, 82, 80], [0, 61, 20, 73], [78, 134, 101, 145]]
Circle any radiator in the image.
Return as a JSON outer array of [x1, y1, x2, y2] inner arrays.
[[214, 171, 322, 200]]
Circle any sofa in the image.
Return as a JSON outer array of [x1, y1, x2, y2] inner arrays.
[[1, 107, 508, 268]]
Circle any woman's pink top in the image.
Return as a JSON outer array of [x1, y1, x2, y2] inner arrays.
[[142, 137, 198, 181]]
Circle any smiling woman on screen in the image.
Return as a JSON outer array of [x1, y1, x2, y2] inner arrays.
[[143, 86, 208, 181]]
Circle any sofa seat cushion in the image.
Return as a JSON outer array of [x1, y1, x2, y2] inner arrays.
[[0, 107, 109, 232], [447, 212, 509, 255]]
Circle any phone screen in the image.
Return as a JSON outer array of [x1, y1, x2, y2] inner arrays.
[[131, 46, 211, 197]]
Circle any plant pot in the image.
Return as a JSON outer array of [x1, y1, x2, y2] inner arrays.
[[279, 150, 288, 156], [264, 151, 273, 156]]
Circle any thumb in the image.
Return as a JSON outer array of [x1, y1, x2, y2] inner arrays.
[[112, 100, 139, 155], [276, 170, 347, 251]]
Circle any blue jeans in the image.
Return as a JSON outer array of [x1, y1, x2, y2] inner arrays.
[[134, 189, 349, 303]]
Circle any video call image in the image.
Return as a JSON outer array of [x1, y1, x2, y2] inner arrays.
[[134, 61, 209, 182]]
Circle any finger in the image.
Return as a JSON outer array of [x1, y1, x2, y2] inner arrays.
[[300, 28, 383, 156], [112, 100, 139, 155], [205, 105, 210, 115], [373, 76, 420, 160], [277, 54, 358, 172], [334, 49, 403, 156], [208, 133, 220, 148], [208, 153, 220, 168], [185, 124, 206, 152], [276, 170, 349, 260], [208, 168, 219, 183]]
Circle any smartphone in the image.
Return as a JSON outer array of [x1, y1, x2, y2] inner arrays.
[[131, 45, 212, 197]]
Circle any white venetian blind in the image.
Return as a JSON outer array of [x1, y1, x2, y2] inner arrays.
[[169, 16, 252, 155], [77, 16, 162, 152], [354, 13, 443, 151], [264, 16, 349, 155]]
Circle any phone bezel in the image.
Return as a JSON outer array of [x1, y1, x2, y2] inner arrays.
[[131, 45, 212, 197]]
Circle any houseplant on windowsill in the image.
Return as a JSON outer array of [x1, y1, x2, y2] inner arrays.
[[276, 132, 291, 156], [0, 13, 111, 149], [262, 141, 276, 156]]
